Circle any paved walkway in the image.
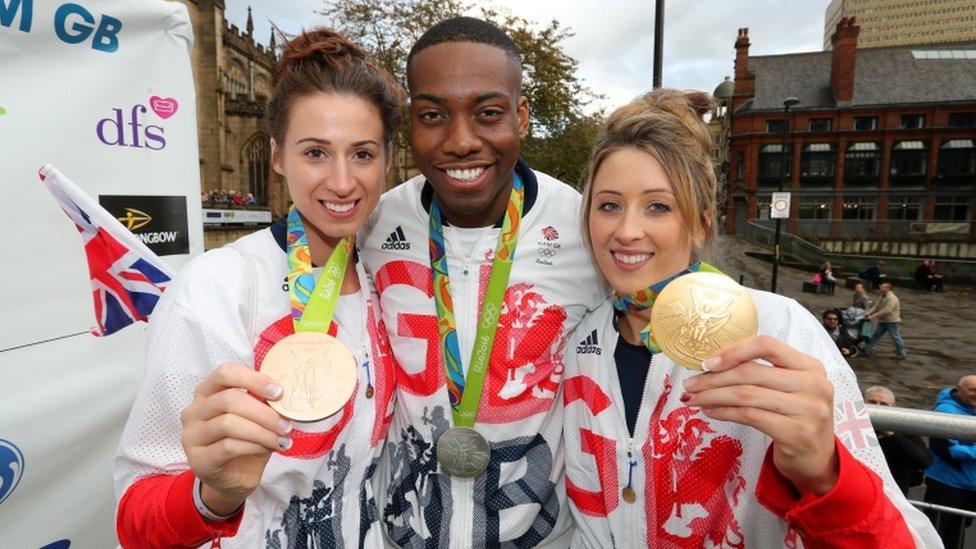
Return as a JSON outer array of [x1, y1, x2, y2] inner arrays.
[[712, 234, 976, 409]]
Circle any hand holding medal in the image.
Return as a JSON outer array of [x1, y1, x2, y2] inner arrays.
[[180, 363, 294, 516], [672, 278, 839, 496]]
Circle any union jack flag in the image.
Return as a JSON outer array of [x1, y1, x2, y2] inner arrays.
[[39, 164, 176, 336], [836, 400, 879, 450]]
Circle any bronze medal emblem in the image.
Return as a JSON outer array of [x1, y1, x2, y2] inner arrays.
[[261, 332, 357, 422], [651, 272, 758, 370], [621, 486, 637, 504]]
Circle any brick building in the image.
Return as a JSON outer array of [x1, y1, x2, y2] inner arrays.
[[725, 18, 976, 247]]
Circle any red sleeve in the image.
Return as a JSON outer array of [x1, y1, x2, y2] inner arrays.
[[117, 470, 244, 548], [755, 437, 915, 548]]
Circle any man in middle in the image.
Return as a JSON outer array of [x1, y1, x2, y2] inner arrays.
[[359, 17, 603, 548]]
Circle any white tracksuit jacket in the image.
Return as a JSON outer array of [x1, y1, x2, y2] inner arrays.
[[563, 292, 942, 548], [359, 161, 604, 548], [114, 225, 396, 548]]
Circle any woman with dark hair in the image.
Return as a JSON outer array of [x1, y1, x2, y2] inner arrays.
[[819, 260, 837, 295], [562, 89, 939, 547], [114, 29, 401, 547]]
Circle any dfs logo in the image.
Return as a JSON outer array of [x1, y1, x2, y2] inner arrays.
[[0, 439, 25, 506], [96, 96, 178, 151]]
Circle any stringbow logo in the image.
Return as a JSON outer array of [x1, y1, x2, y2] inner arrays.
[[96, 95, 179, 150], [117, 207, 152, 231]]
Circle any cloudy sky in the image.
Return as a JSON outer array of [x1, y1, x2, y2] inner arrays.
[[225, 0, 831, 112]]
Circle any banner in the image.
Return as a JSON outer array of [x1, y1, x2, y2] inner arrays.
[[0, 2, 201, 546]]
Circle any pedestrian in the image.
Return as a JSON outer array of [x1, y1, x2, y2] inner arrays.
[[852, 281, 872, 310], [863, 386, 931, 496], [923, 375, 976, 549], [114, 28, 403, 547], [863, 282, 907, 359], [860, 259, 886, 290], [359, 17, 603, 546], [245, 192, 257, 206], [819, 260, 837, 295], [915, 259, 946, 292], [823, 309, 858, 357], [562, 89, 938, 547]]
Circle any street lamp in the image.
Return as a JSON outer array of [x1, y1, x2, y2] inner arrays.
[[653, 0, 664, 88], [770, 96, 799, 294]]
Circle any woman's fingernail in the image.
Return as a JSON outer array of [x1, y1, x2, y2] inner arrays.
[[682, 376, 699, 391], [266, 384, 283, 399], [278, 419, 293, 434], [701, 357, 721, 372], [278, 437, 293, 450], [679, 392, 691, 403]]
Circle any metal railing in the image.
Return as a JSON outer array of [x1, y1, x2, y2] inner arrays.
[[868, 405, 976, 548], [749, 217, 976, 243], [868, 404, 976, 441]]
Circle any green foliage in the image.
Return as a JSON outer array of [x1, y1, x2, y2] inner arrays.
[[320, 0, 604, 188]]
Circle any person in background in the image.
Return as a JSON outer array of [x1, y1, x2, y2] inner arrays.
[[245, 192, 257, 206], [863, 386, 930, 496], [915, 259, 946, 292], [923, 375, 976, 549], [852, 281, 872, 310], [860, 259, 886, 290], [822, 309, 858, 357], [819, 260, 837, 296], [863, 282, 907, 360]]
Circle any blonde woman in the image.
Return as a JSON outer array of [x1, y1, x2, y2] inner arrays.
[[562, 89, 939, 548]]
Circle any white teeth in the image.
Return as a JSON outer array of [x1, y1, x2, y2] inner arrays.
[[613, 252, 651, 265], [446, 167, 486, 181], [323, 201, 355, 213]]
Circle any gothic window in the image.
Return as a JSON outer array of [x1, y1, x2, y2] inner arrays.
[[244, 135, 270, 206]]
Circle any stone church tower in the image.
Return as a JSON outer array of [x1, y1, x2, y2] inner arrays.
[[174, 1, 289, 222]]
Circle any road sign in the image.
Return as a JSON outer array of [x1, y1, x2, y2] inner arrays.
[[771, 192, 791, 219]]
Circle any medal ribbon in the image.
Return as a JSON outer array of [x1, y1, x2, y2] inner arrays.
[[287, 206, 354, 333], [612, 261, 726, 352], [430, 174, 524, 426]]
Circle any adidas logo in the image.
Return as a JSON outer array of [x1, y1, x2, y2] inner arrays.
[[381, 225, 411, 250], [576, 329, 602, 355]]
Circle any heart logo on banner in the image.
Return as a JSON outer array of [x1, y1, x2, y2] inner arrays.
[[149, 96, 178, 119]]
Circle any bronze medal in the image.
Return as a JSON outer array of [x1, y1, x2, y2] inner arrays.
[[436, 427, 490, 477], [651, 272, 758, 370], [261, 332, 357, 422], [621, 486, 637, 504]]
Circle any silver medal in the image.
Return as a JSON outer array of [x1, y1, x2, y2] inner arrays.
[[436, 427, 490, 477]]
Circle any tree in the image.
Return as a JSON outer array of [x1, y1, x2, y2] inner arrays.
[[319, 0, 603, 188]]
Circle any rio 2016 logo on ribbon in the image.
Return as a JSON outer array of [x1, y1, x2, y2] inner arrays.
[[0, 439, 25, 506], [96, 96, 178, 151]]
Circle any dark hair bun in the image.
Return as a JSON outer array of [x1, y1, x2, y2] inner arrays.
[[272, 29, 367, 87]]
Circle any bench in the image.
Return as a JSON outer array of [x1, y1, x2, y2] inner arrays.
[[802, 281, 823, 294]]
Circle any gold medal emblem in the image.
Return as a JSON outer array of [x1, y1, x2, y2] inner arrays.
[[650, 272, 758, 370]]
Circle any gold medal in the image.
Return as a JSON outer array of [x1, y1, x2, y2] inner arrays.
[[261, 332, 358, 422], [621, 486, 637, 504], [650, 272, 758, 370]]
